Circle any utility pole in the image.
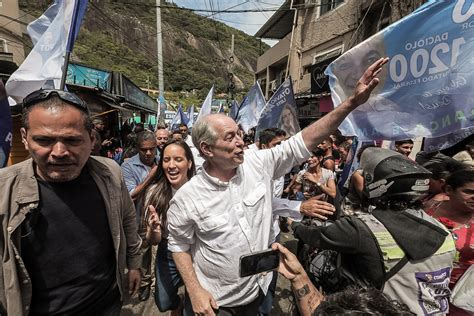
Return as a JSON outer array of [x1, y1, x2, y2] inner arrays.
[[156, 0, 165, 126], [285, 0, 297, 79], [156, 0, 164, 95], [227, 34, 235, 104]]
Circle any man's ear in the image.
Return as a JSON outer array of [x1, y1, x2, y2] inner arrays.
[[200, 142, 213, 158], [20, 128, 29, 151]]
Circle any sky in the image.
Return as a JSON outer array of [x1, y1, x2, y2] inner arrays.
[[169, 0, 285, 45]]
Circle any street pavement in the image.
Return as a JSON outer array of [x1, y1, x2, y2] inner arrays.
[[121, 231, 299, 316]]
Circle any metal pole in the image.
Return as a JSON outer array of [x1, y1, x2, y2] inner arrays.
[[285, 0, 297, 79], [59, 51, 71, 90]]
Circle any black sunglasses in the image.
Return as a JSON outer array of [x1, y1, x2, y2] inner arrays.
[[23, 89, 88, 112]]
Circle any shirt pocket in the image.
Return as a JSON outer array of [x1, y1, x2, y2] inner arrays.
[[243, 184, 266, 225], [197, 214, 232, 248], [243, 184, 266, 207], [199, 214, 228, 231]]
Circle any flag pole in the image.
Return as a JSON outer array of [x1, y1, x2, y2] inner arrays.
[[60, 0, 82, 90], [59, 51, 71, 90]]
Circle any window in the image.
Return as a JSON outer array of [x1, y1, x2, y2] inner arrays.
[[0, 39, 7, 53], [320, 0, 344, 16]]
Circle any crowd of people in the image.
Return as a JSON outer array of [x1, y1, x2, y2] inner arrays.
[[0, 57, 473, 316]]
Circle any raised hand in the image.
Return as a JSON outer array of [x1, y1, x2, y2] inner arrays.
[[351, 57, 389, 107], [147, 205, 161, 232]]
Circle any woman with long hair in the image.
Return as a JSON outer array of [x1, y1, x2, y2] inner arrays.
[[293, 148, 336, 201], [143, 139, 196, 316], [427, 169, 474, 316]]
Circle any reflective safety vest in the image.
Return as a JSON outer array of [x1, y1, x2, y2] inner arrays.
[[358, 212, 456, 316]]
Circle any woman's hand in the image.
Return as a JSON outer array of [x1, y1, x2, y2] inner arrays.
[[147, 205, 161, 232], [303, 172, 319, 184]]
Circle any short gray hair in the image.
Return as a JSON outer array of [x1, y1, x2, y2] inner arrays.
[[192, 118, 218, 157], [136, 130, 157, 147]]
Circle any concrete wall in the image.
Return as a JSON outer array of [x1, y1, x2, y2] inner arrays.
[[256, 33, 291, 74]]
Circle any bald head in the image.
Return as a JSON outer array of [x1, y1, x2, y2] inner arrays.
[[155, 128, 169, 149]]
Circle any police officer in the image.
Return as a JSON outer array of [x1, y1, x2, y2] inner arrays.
[[290, 147, 456, 315]]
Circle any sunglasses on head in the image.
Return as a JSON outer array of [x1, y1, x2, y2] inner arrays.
[[22, 89, 88, 112]]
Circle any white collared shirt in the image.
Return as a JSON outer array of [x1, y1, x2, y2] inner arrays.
[[167, 132, 310, 307]]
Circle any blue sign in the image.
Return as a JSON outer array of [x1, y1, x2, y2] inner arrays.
[[326, 0, 474, 141], [256, 77, 300, 140], [0, 81, 12, 168], [66, 63, 111, 90]]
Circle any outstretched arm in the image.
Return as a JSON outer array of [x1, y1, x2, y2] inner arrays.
[[301, 57, 389, 151]]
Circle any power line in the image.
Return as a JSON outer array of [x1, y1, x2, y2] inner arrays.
[[108, 2, 282, 13], [125, 1, 248, 56], [0, 8, 36, 28]]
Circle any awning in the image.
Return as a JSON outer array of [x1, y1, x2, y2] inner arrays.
[[254, 1, 293, 39], [295, 93, 334, 113]]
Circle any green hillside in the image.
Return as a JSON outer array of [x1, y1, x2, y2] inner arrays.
[[20, 0, 268, 100]]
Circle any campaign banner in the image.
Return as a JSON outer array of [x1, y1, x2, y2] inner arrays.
[[424, 127, 474, 152], [0, 81, 12, 168], [326, 0, 474, 141], [255, 77, 300, 140], [236, 82, 266, 134]]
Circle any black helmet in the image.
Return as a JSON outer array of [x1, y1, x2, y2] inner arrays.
[[360, 147, 431, 202]]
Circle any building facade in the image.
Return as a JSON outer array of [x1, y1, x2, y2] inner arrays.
[[255, 0, 426, 127]]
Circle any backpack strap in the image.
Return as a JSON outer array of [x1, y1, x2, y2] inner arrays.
[[383, 256, 409, 284], [357, 213, 409, 287]]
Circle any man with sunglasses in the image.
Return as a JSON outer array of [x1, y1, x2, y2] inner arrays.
[[0, 89, 142, 315]]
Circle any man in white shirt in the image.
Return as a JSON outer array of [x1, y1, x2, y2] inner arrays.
[[167, 58, 389, 315]]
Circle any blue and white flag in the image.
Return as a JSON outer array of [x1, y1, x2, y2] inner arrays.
[[196, 86, 214, 122], [326, 0, 474, 141], [179, 104, 190, 126], [229, 99, 240, 120], [169, 104, 187, 131], [6, 0, 88, 103], [218, 103, 225, 113], [236, 82, 265, 133], [255, 77, 300, 140], [186, 104, 195, 128], [0, 81, 12, 168]]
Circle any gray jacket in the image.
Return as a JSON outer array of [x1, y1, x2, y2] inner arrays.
[[0, 157, 142, 315]]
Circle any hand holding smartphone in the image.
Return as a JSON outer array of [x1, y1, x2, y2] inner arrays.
[[239, 249, 280, 278]]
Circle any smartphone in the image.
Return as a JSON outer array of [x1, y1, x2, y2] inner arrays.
[[239, 249, 280, 278]]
